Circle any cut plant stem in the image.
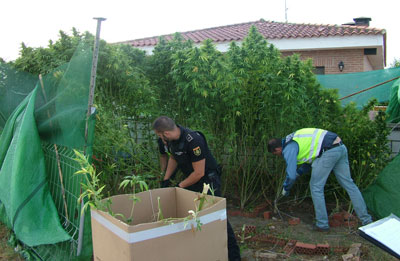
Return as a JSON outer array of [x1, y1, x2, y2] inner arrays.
[[274, 199, 296, 219], [274, 199, 283, 220]]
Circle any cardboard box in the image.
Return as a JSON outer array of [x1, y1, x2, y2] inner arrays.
[[91, 187, 228, 261]]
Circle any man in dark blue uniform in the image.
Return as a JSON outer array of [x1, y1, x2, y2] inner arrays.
[[153, 116, 241, 261]]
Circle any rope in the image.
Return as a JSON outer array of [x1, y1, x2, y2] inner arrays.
[[339, 76, 400, 101]]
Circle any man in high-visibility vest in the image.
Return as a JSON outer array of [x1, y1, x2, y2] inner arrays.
[[268, 128, 372, 232]]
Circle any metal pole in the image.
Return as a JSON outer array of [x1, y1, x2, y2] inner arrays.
[[285, 0, 288, 23], [85, 17, 106, 142], [78, 17, 106, 257], [339, 76, 400, 101]]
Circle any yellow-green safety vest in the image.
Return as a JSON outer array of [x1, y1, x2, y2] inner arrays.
[[288, 128, 328, 164]]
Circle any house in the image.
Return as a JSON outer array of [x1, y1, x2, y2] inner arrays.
[[121, 17, 386, 75]]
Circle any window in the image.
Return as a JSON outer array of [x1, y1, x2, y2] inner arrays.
[[313, 66, 325, 75], [364, 48, 377, 55]]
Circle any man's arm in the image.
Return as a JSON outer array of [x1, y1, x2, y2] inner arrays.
[[160, 154, 168, 173], [179, 159, 205, 188], [282, 142, 299, 192], [163, 156, 178, 181]]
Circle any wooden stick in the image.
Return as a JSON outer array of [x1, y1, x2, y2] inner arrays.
[[39, 74, 69, 223]]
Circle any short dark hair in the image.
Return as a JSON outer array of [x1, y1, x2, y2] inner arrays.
[[153, 116, 176, 132], [268, 138, 282, 153]]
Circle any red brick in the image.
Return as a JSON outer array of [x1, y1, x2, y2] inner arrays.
[[227, 210, 240, 216], [329, 219, 342, 227], [284, 240, 297, 256], [288, 217, 300, 226], [341, 211, 352, 221], [344, 220, 358, 228], [316, 243, 330, 255], [256, 234, 277, 244], [331, 212, 344, 222], [332, 246, 349, 253], [276, 238, 287, 247], [240, 210, 258, 218], [244, 225, 257, 235], [295, 242, 317, 255], [263, 211, 272, 220], [254, 202, 268, 212]]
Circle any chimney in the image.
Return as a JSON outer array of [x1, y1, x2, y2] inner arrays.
[[353, 17, 371, 26]]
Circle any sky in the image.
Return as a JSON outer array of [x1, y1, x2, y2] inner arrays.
[[1, 0, 399, 66]]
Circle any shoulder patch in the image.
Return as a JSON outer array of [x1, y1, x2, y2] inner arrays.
[[193, 146, 201, 156], [186, 133, 193, 142]]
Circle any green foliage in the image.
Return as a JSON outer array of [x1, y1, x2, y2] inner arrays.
[[390, 58, 400, 68], [10, 25, 392, 212], [11, 28, 161, 196], [73, 149, 111, 213], [145, 34, 193, 118], [336, 101, 391, 189], [119, 174, 149, 223], [92, 102, 160, 195], [13, 28, 92, 74], [74, 149, 152, 224]]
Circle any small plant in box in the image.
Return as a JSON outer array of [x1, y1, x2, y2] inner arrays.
[[119, 174, 149, 223], [73, 150, 149, 223], [74, 149, 212, 231], [159, 183, 213, 231]]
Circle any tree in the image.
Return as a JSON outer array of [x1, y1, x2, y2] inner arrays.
[[390, 58, 400, 68]]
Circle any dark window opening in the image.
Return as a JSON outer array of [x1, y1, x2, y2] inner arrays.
[[364, 48, 377, 55], [313, 66, 325, 75]]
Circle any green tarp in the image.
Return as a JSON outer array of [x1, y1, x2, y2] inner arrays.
[[317, 67, 400, 108], [0, 42, 94, 259], [386, 79, 400, 123], [363, 154, 400, 219], [0, 87, 70, 246]]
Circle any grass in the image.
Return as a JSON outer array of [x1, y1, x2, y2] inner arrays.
[[0, 222, 24, 260]]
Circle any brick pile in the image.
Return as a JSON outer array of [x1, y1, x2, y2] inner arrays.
[[329, 211, 358, 228], [240, 230, 355, 257]]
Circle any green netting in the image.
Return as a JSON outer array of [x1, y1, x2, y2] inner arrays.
[[0, 65, 37, 128], [0, 87, 71, 245], [0, 42, 94, 259], [363, 154, 400, 219], [386, 79, 400, 123], [317, 67, 400, 108]]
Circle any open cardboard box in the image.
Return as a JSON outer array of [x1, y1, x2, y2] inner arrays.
[[90, 187, 227, 261]]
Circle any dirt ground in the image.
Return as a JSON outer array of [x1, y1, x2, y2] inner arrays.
[[0, 223, 24, 261], [227, 199, 398, 261]]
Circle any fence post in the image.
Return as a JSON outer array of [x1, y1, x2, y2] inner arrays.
[[78, 17, 106, 256]]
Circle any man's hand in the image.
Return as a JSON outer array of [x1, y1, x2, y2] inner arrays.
[[160, 179, 171, 188], [282, 188, 288, 197]]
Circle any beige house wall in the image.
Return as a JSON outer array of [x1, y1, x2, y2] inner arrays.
[[363, 56, 374, 71]]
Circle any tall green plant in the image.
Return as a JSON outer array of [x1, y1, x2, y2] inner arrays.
[[73, 149, 111, 213], [146, 34, 193, 118], [337, 101, 391, 189]]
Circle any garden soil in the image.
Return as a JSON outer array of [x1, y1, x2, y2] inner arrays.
[[227, 199, 398, 261]]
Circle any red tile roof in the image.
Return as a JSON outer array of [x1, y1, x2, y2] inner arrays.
[[122, 19, 385, 47]]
